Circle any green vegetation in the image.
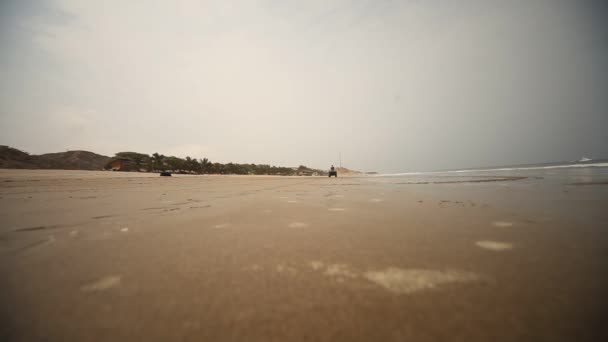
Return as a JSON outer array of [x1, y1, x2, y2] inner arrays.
[[105, 152, 325, 176], [1, 145, 327, 176]]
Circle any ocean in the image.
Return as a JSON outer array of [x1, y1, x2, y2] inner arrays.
[[372, 160, 608, 226]]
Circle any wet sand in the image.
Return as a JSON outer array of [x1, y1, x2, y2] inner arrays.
[[1, 169, 607, 341]]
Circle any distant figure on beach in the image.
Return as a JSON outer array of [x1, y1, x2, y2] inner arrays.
[[329, 165, 337, 177]]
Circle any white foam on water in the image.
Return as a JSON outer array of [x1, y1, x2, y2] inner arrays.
[[276, 263, 297, 275], [363, 268, 478, 294], [476, 241, 513, 251], [378, 162, 608, 176], [246, 264, 263, 272], [309, 261, 324, 270], [307, 261, 480, 293], [81, 275, 122, 292], [324, 264, 358, 278], [309, 261, 357, 283]]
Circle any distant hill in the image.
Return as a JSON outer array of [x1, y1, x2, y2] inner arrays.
[[0, 146, 110, 170], [0, 146, 37, 169]]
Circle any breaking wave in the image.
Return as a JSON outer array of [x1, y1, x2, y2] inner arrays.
[[379, 162, 608, 177]]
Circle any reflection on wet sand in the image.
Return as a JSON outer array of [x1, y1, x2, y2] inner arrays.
[[0, 169, 607, 341]]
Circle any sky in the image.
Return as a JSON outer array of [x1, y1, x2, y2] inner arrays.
[[1, 0, 607, 172]]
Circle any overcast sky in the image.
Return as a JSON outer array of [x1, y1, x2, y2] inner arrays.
[[1, 0, 607, 172]]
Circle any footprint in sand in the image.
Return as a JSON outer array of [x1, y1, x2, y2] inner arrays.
[[492, 221, 514, 227], [120, 227, 129, 232], [328, 208, 345, 211], [214, 223, 231, 229], [370, 198, 383, 203], [476, 240, 513, 251], [288, 222, 308, 228]]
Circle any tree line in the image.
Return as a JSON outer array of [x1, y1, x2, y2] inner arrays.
[[105, 152, 325, 176]]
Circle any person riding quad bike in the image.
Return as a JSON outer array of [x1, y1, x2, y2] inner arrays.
[[328, 165, 337, 177]]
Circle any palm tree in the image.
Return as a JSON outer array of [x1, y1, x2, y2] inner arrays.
[[185, 156, 193, 172], [200, 158, 210, 173], [151, 153, 165, 171], [185, 156, 200, 173]]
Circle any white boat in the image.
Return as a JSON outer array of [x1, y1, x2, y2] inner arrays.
[[577, 157, 592, 162]]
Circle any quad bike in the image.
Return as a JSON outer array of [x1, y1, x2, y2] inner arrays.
[[328, 170, 337, 177]]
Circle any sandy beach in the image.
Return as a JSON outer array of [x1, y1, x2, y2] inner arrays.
[[1, 169, 607, 341]]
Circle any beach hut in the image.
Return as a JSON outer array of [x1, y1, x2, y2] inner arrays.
[[108, 158, 134, 171]]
